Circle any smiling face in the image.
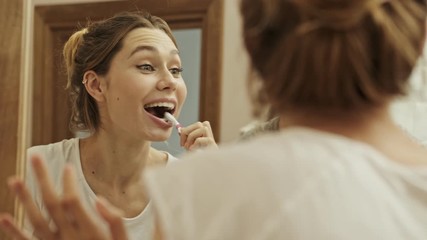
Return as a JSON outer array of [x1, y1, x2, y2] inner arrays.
[[97, 28, 187, 141]]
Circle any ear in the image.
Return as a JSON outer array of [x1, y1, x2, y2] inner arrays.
[[83, 70, 106, 102]]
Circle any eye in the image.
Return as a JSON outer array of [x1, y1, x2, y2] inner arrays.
[[137, 64, 155, 73], [170, 67, 183, 77]]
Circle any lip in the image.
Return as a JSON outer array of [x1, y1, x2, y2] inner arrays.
[[144, 98, 177, 109], [143, 97, 178, 128], [146, 112, 173, 128]]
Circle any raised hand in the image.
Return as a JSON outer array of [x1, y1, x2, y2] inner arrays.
[[180, 121, 218, 151], [0, 155, 128, 240], [0, 213, 29, 240]]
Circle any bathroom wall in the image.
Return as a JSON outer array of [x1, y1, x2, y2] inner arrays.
[[219, 0, 252, 143]]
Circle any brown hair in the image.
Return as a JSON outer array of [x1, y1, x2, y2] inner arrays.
[[240, 0, 427, 117], [63, 11, 176, 132]]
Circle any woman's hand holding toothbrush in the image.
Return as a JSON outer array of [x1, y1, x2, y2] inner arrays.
[[179, 121, 217, 151], [164, 112, 217, 151]]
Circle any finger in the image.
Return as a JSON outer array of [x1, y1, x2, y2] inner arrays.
[[201, 121, 214, 138], [183, 127, 213, 150], [30, 155, 70, 236], [95, 197, 128, 240], [7, 177, 53, 240], [189, 137, 217, 151], [180, 121, 204, 135], [0, 213, 30, 240], [44, 165, 83, 240], [61, 164, 100, 237], [180, 122, 204, 146]]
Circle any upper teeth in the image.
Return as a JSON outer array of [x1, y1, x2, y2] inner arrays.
[[144, 102, 175, 109]]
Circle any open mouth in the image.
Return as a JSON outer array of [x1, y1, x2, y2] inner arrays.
[[144, 102, 175, 119]]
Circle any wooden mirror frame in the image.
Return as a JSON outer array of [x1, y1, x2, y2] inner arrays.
[[32, 0, 223, 146], [0, 0, 33, 238]]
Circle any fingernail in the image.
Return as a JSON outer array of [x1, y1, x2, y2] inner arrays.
[[7, 178, 23, 196], [0, 217, 11, 228], [2, 220, 10, 228]]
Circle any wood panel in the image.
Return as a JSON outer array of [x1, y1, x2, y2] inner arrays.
[[0, 2, 22, 233], [0, 0, 32, 238], [33, 0, 223, 146], [200, 0, 223, 133], [32, 11, 55, 146]]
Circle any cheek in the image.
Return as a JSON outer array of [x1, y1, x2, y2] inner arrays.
[[175, 84, 187, 116], [179, 82, 187, 103], [109, 84, 142, 108]]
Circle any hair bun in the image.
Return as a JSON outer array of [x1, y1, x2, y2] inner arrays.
[[297, 0, 381, 31]]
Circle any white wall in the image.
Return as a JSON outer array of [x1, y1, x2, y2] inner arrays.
[[219, 0, 252, 142]]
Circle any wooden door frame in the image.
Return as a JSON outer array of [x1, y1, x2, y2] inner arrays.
[[33, 0, 223, 145], [0, 0, 33, 237]]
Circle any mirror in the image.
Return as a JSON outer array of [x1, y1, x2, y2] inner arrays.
[[32, 0, 224, 148], [1, 2, 223, 238]]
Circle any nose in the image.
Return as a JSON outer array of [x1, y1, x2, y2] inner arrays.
[[157, 68, 178, 91]]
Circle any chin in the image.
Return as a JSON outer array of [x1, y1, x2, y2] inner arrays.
[[147, 131, 172, 142], [150, 136, 169, 142]]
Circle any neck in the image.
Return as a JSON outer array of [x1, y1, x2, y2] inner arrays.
[[280, 106, 391, 138], [280, 104, 427, 165], [79, 129, 152, 189]]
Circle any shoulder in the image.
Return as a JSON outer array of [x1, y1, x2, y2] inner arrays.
[[144, 128, 387, 238], [145, 127, 382, 203], [144, 128, 426, 239], [149, 148, 179, 166], [28, 138, 78, 153], [166, 152, 179, 164], [147, 128, 347, 182], [25, 138, 80, 202], [145, 130, 318, 204], [27, 138, 79, 167]]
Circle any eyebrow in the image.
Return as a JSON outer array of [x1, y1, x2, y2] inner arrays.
[[128, 45, 179, 59]]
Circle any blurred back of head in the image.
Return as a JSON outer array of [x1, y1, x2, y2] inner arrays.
[[240, 0, 427, 117]]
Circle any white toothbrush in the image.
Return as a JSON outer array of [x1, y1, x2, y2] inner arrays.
[[164, 112, 182, 134]]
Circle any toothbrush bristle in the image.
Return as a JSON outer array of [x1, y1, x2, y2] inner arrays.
[[164, 112, 178, 124], [164, 112, 181, 134]]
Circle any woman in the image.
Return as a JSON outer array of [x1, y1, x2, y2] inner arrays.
[[145, 0, 427, 239], [0, 10, 216, 240], [2, 0, 427, 239]]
